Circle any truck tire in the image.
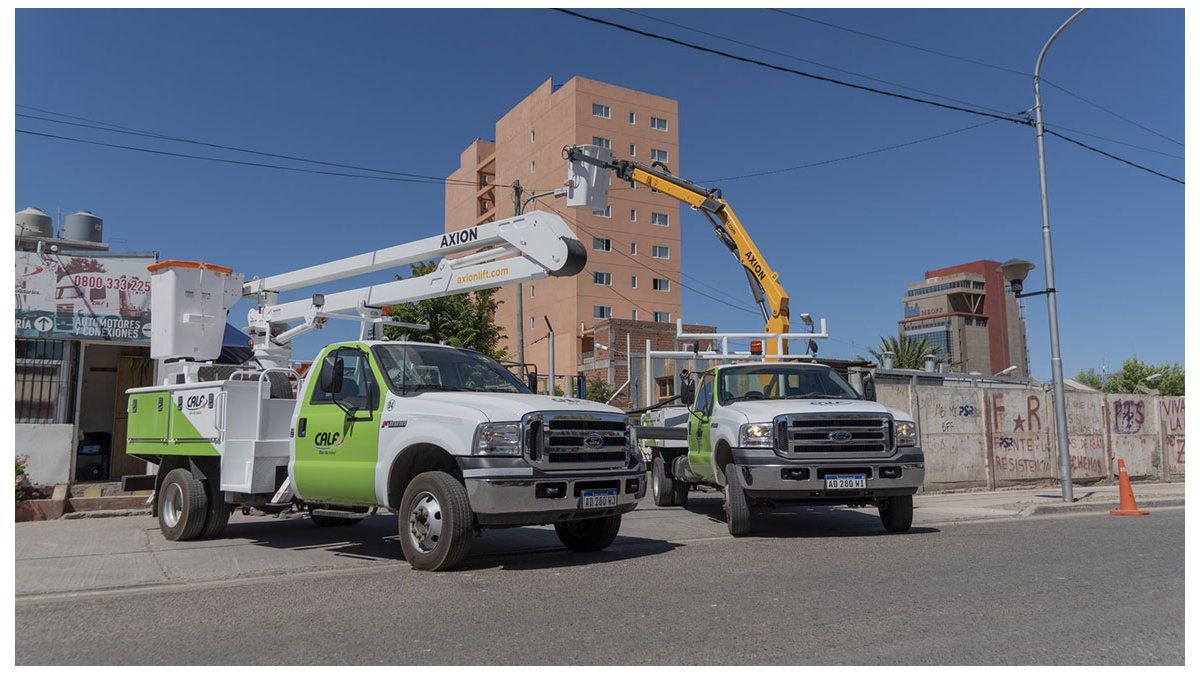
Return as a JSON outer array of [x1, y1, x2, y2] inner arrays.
[[651, 454, 676, 506], [724, 463, 753, 537], [158, 468, 208, 541], [879, 495, 914, 533], [672, 475, 690, 507], [308, 506, 362, 527], [198, 482, 232, 538], [554, 514, 622, 552], [398, 471, 474, 571]]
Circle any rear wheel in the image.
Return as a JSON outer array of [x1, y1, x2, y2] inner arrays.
[[198, 482, 232, 538], [879, 495, 914, 533], [651, 454, 676, 506], [398, 471, 474, 571], [724, 463, 753, 537], [554, 514, 622, 552], [158, 468, 208, 541]]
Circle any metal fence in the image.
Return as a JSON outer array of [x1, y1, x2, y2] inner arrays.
[[15, 338, 78, 424]]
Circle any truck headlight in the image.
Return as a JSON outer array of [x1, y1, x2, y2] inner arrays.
[[895, 421, 917, 447], [473, 422, 523, 455], [739, 422, 774, 449]]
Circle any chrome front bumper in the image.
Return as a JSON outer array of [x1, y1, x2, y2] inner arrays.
[[732, 447, 925, 501], [459, 458, 645, 527]]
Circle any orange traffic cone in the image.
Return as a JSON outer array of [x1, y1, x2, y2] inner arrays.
[[1109, 459, 1149, 516]]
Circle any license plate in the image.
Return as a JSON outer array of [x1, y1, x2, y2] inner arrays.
[[580, 489, 618, 509], [825, 474, 867, 490]]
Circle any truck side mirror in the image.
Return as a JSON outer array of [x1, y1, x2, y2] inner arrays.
[[680, 378, 696, 406], [526, 372, 538, 393], [862, 376, 876, 402], [318, 355, 344, 395]]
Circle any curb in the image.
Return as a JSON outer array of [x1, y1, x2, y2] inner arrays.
[[1018, 496, 1184, 517], [61, 508, 151, 520]]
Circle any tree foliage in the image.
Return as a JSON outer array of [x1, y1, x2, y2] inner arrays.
[[864, 334, 946, 370], [383, 261, 508, 360], [1075, 357, 1184, 396], [582, 377, 617, 403]]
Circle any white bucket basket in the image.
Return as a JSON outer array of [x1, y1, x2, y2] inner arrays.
[[148, 260, 243, 361]]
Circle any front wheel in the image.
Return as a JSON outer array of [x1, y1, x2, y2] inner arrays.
[[724, 464, 753, 537], [554, 514, 622, 552], [398, 471, 474, 571], [879, 495, 914, 533]]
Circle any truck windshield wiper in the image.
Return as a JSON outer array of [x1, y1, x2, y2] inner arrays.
[[784, 393, 834, 399], [403, 383, 471, 393]]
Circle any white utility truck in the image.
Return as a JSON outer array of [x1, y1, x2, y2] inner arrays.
[[126, 211, 645, 571], [636, 323, 924, 536]]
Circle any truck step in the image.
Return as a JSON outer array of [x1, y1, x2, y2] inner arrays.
[[310, 508, 371, 520]]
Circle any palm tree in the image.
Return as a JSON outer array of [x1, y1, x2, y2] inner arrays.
[[865, 334, 945, 370]]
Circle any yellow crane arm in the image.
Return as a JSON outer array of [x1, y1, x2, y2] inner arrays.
[[564, 145, 791, 351]]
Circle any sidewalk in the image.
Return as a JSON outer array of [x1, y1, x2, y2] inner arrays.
[[912, 481, 1185, 522]]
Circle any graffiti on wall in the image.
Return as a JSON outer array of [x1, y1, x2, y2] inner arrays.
[[1112, 399, 1147, 435], [990, 391, 1052, 480], [1161, 397, 1184, 474]]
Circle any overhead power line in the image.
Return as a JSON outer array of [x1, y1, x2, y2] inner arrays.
[[17, 128, 473, 186], [768, 8, 1185, 148], [556, 9, 1183, 185], [16, 104, 492, 189], [620, 9, 1015, 117], [555, 9, 1029, 126]]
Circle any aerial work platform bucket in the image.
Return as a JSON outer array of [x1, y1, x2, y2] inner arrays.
[[148, 260, 243, 361]]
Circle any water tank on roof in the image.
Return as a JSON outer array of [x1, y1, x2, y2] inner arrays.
[[63, 210, 103, 242], [15, 207, 53, 238]]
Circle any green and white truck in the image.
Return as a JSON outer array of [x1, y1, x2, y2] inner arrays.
[[127, 211, 644, 571]]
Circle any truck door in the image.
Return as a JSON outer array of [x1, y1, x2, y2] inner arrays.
[[687, 371, 716, 482], [292, 345, 383, 504]]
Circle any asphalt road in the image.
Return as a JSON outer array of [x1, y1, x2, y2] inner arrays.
[[15, 498, 1183, 665]]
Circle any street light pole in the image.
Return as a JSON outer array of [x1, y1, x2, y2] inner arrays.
[[1033, 8, 1088, 503]]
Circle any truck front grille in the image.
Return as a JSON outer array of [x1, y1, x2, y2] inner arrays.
[[775, 413, 894, 460], [525, 411, 631, 471]]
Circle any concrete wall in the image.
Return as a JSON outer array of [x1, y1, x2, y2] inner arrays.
[[16, 423, 74, 485], [876, 382, 1184, 490]]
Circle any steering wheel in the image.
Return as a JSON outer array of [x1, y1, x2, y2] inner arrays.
[[743, 391, 765, 400]]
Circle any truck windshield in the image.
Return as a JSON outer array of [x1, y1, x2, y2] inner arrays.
[[372, 344, 531, 395], [718, 365, 860, 404]]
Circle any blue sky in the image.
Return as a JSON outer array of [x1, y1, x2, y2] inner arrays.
[[15, 8, 1184, 377]]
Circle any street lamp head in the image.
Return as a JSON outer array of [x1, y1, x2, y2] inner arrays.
[[999, 258, 1037, 295], [1145, 373, 1164, 384], [995, 365, 1019, 376]]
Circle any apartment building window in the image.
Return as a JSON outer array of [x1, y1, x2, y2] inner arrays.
[[592, 136, 611, 150], [652, 278, 670, 292], [629, 111, 636, 125], [651, 212, 670, 227], [630, 275, 638, 289], [631, 309, 638, 320], [629, 143, 636, 156], [629, 242, 638, 255], [530, 316, 535, 330], [530, 160, 535, 174], [592, 236, 611, 251], [652, 245, 670, 259], [594, 305, 612, 319], [529, 285, 535, 298], [593, 271, 612, 286], [530, 130, 535, 143], [650, 116, 669, 131], [629, 208, 637, 222], [654, 311, 671, 323], [592, 103, 611, 119], [592, 204, 611, 218], [651, 148, 669, 163]]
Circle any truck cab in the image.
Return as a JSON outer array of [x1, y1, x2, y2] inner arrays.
[[648, 362, 923, 536]]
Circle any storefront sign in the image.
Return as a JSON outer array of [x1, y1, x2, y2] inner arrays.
[[15, 251, 155, 342]]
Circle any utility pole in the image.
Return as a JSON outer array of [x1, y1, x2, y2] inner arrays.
[[1033, 8, 1088, 503], [512, 179, 526, 368]]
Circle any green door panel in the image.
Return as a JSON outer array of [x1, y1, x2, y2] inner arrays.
[[687, 372, 716, 481], [126, 390, 221, 459], [127, 392, 170, 440], [292, 344, 384, 505]]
